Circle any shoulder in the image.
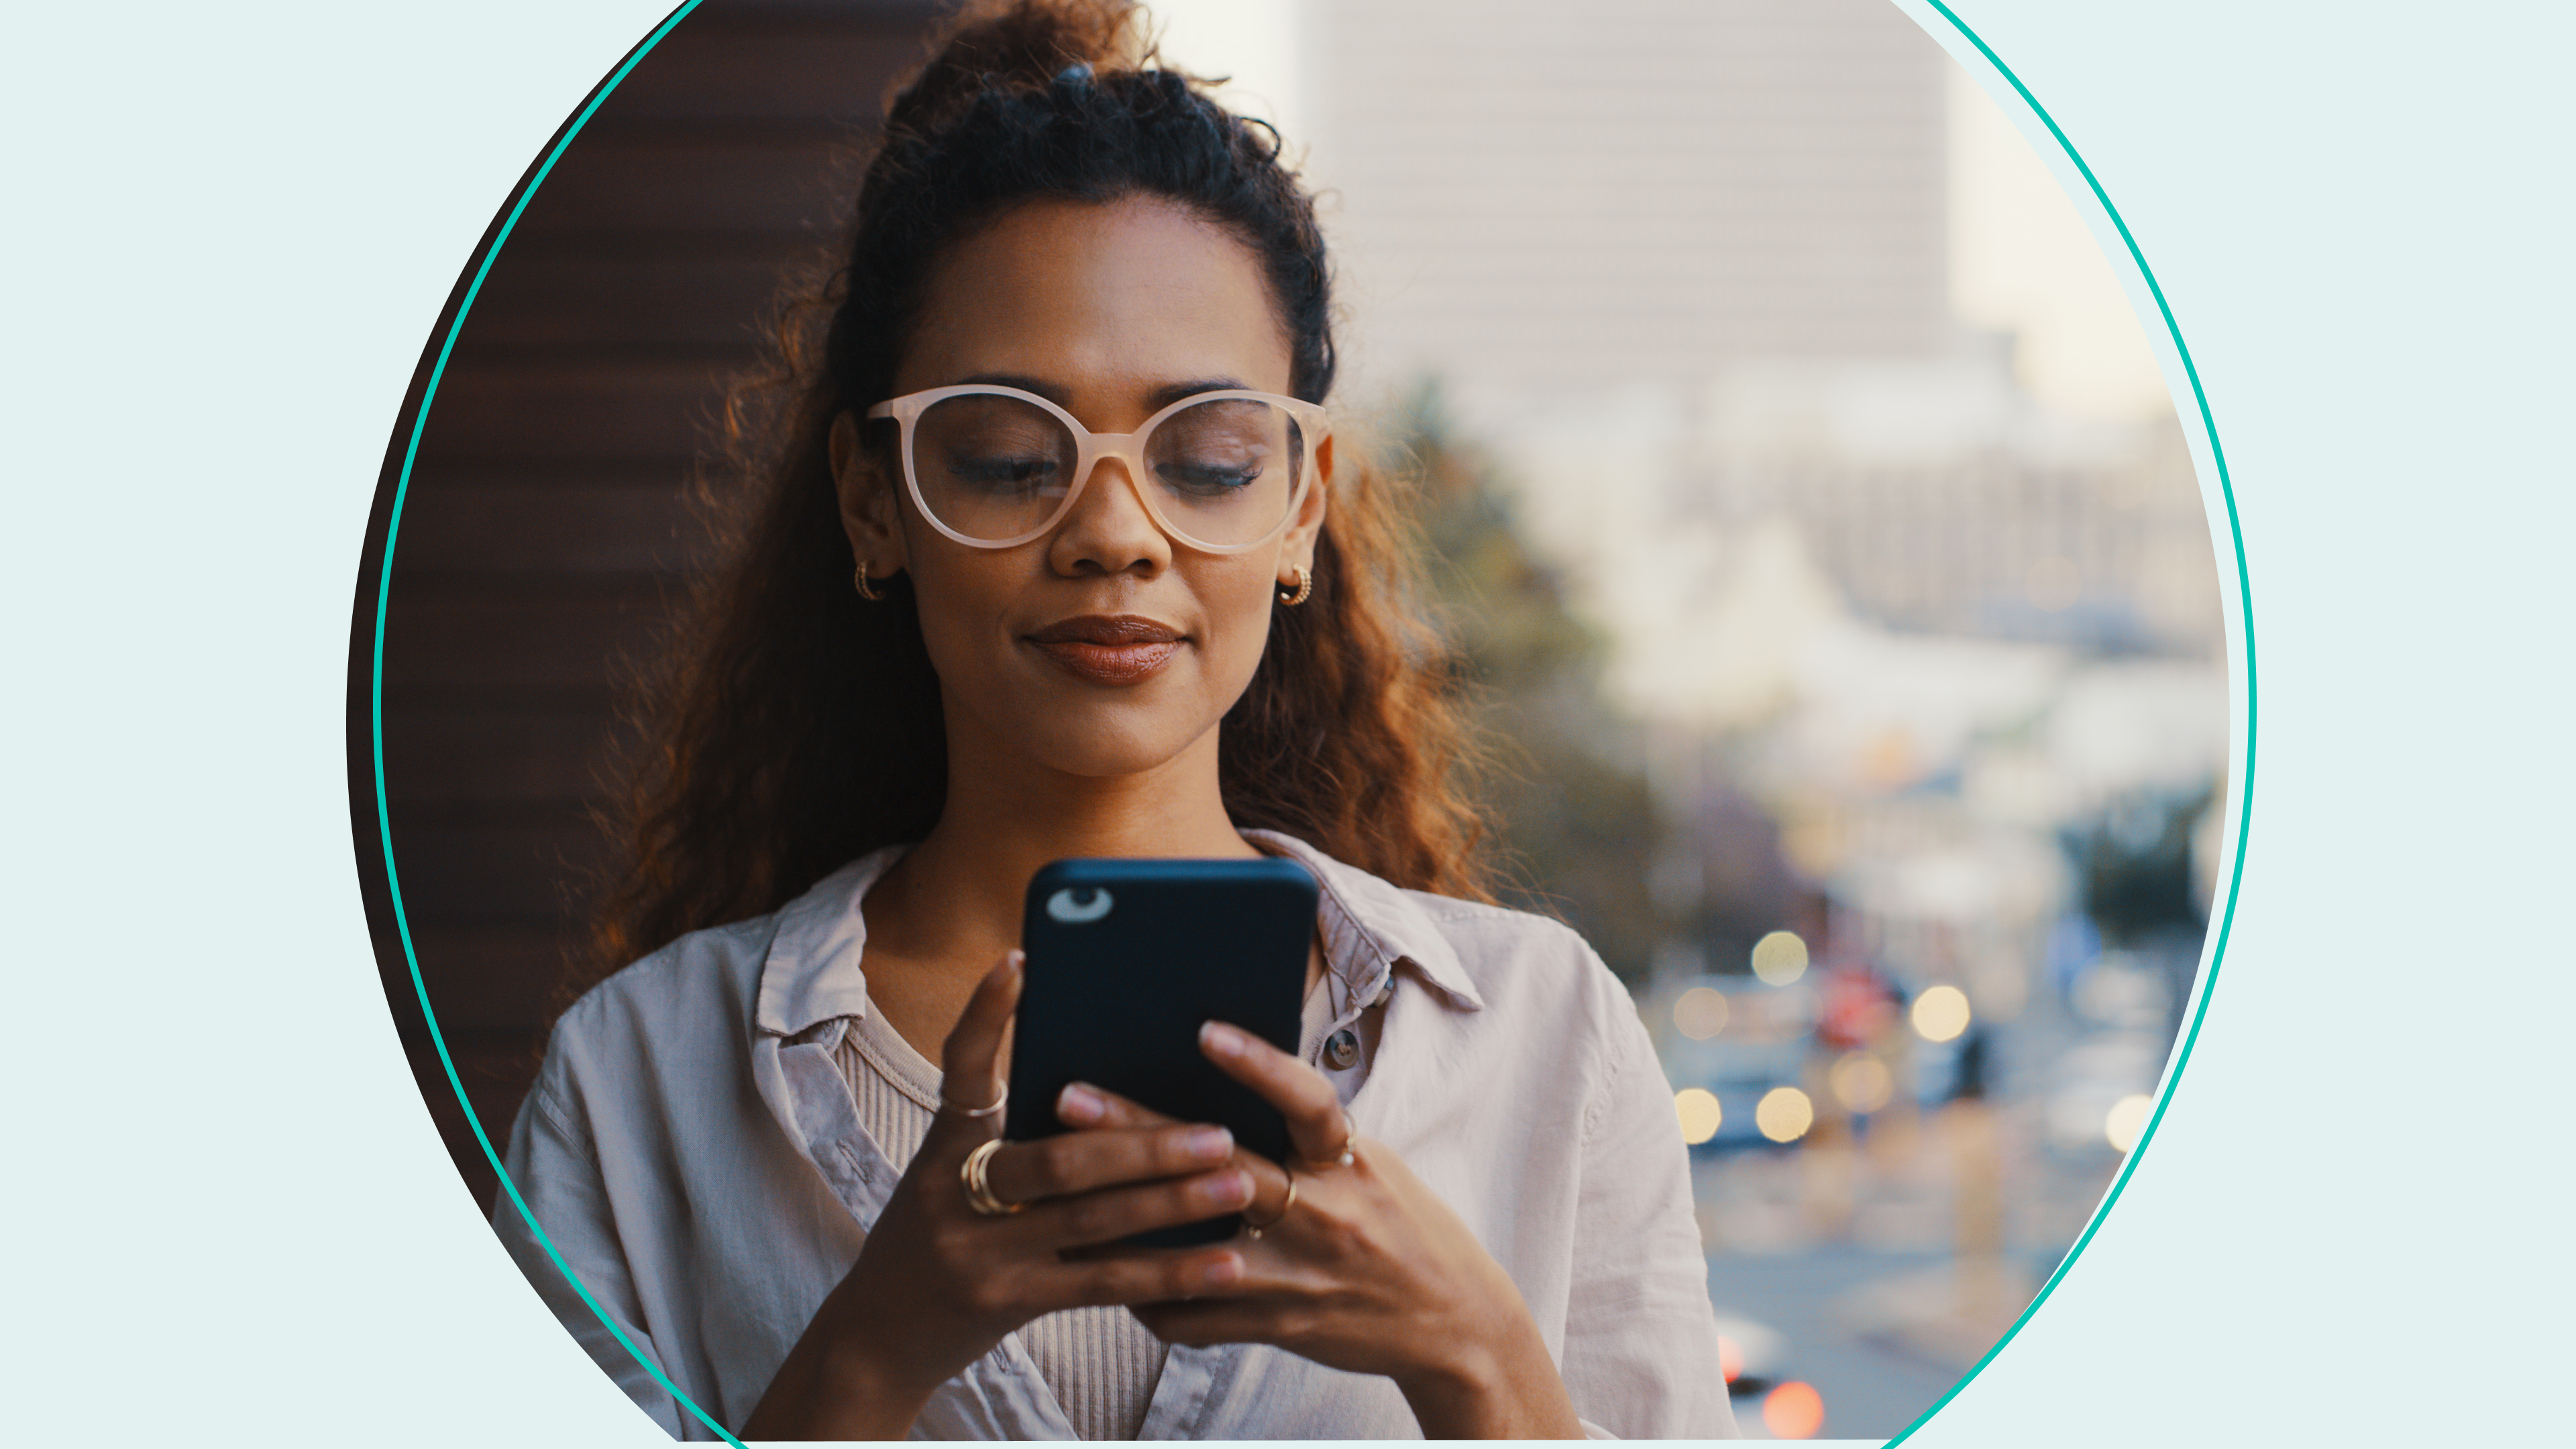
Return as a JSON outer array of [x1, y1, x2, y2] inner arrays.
[[1400, 891, 1642, 1044], [536, 911, 785, 1105], [559, 912, 781, 1038], [1404, 890, 1615, 988]]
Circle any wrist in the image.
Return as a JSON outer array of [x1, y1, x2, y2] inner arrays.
[[1392, 1337, 1507, 1416], [1393, 1314, 1578, 1439], [817, 1325, 947, 1433]]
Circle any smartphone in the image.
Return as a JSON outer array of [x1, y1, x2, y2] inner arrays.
[[1007, 855, 1319, 1246]]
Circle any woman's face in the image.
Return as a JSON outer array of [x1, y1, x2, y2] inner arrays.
[[833, 196, 1329, 782]]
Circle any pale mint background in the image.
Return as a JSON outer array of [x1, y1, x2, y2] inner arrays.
[[4, 1, 2567, 1444]]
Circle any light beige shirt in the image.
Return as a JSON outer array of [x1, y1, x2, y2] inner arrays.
[[493, 833, 1739, 1440]]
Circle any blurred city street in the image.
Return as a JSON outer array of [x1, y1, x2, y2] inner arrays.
[[1160, 1, 2239, 1436], [1690, 976, 2157, 1438], [1715, 1248, 1973, 1439]]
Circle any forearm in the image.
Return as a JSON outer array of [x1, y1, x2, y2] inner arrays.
[[740, 1316, 939, 1442]]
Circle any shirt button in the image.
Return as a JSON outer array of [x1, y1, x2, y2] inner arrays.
[[1324, 1027, 1361, 1070]]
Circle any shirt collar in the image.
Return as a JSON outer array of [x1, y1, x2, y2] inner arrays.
[[753, 833, 1486, 1040], [1243, 830, 1486, 1012], [755, 847, 904, 1039]]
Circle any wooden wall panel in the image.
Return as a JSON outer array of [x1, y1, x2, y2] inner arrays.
[[374, 0, 945, 1214]]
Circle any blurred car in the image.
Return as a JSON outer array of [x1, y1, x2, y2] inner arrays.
[[1708, 1307, 1789, 1395], [1656, 978, 1817, 1152]]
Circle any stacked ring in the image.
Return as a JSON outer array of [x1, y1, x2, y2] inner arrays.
[[939, 1082, 1007, 1120], [960, 1137, 1020, 1216]]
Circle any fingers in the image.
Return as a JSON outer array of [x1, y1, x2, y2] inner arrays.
[[1053, 1081, 1299, 1228], [1199, 1020, 1352, 1167], [1034, 1246, 1245, 1312], [981, 1119, 1236, 1205], [1052, 1080, 1186, 1131], [1016, 1167, 1256, 1251], [934, 952, 1021, 1128]]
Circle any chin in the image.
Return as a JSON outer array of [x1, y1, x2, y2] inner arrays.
[[1021, 709, 1216, 781], [943, 653, 1252, 784]]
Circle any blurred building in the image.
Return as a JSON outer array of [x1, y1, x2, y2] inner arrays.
[[1297, 0, 2217, 666], [1307, 0, 1948, 409]]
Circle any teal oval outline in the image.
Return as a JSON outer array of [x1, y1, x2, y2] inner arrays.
[[362, 1, 741, 1441], [359, 3, 2255, 1443], [1872, 3, 2257, 1442]]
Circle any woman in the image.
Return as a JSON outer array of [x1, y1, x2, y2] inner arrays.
[[495, 1, 1736, 1438]]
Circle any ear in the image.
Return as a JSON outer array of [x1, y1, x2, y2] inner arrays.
[[830, 411, 910, 578], [1277, 431, 1332, 584]]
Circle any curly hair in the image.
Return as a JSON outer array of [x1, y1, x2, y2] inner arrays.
[[581, 0, 1499, 989]]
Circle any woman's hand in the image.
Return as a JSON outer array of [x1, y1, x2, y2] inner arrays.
[[1063, 1021, 1585, 1439], [742, 955, 1255, 1441]]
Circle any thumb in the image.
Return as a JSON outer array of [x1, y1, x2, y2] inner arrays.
[[928, 951, 1021, 1151]]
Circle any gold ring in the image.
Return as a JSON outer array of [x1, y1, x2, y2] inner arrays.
[[961, 1137, 1020, 1216], [1241, 1167, 1297, 1240], [1301, 1130, 1357, 1171], [939, 1081, 1007, 1120]]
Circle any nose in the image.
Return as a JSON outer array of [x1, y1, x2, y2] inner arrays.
[[1046, 449, 1171, 578]]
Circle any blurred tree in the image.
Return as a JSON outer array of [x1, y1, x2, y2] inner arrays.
[[1393, 385, 1674, 985]]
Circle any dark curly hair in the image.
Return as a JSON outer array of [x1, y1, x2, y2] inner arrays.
[[582, 0, 1498, 987]]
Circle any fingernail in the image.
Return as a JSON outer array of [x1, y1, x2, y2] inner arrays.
[[1207, 1170, 1252, 1207], [1185, 1125, 1233, 1161], [1197, 1254, 1242, 1290], [1199, 1021, 1245, 1058], [1057, 1082, 1105, 1124]]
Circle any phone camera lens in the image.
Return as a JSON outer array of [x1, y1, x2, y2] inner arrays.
[[1045, 886, 1114, 923]]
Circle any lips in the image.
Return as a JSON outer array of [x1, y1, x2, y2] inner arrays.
[[1024, 614, 1184, 685]]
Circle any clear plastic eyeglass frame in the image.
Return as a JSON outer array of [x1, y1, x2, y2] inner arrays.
[[863, 383, 1330, 553]]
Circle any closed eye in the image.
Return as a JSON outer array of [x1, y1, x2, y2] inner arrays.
[[944, 451, 1069, 495], [1155, 459, 1264, 495]]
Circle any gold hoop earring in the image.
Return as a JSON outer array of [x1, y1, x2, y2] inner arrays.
[[854, 561, 885, 600], [1278, 565, 1312, 607]]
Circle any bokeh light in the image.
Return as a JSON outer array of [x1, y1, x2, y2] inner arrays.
[[1911, 983, 1972, 1042], [1750, 930, 1809, 985], [2104, 1092, 2154, 1153], [1672, 985, 1731, 1040], [1829, 1051, 1894, 1114], [1715, 1334, 1743, 1385], [1755, 1087, 1814, 1144], [1762, 1381, 1825, 1439], [1675, 1088, 1724, 1145]]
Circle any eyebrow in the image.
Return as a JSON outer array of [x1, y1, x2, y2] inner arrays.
[[955, 373, 1254, 413]]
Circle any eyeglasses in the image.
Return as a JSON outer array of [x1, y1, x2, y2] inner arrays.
[[865, 384, 1328, 553]]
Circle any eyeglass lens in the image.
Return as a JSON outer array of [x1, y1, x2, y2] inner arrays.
[[910, 393, 1303, 546]]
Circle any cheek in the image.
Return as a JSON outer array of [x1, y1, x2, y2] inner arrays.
[[903, 555, 1014, 677], [1194, 564, 1281, 690]]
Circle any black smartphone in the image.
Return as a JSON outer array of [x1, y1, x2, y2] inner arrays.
[[1007, 855, 1318, 1246]]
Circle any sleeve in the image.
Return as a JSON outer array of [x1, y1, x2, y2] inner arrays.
[[1559, 999, 1743, 1439], [490, 1052, 696, 1441]]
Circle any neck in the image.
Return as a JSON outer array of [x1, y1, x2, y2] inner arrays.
[[860, 716, 1256, 975]]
